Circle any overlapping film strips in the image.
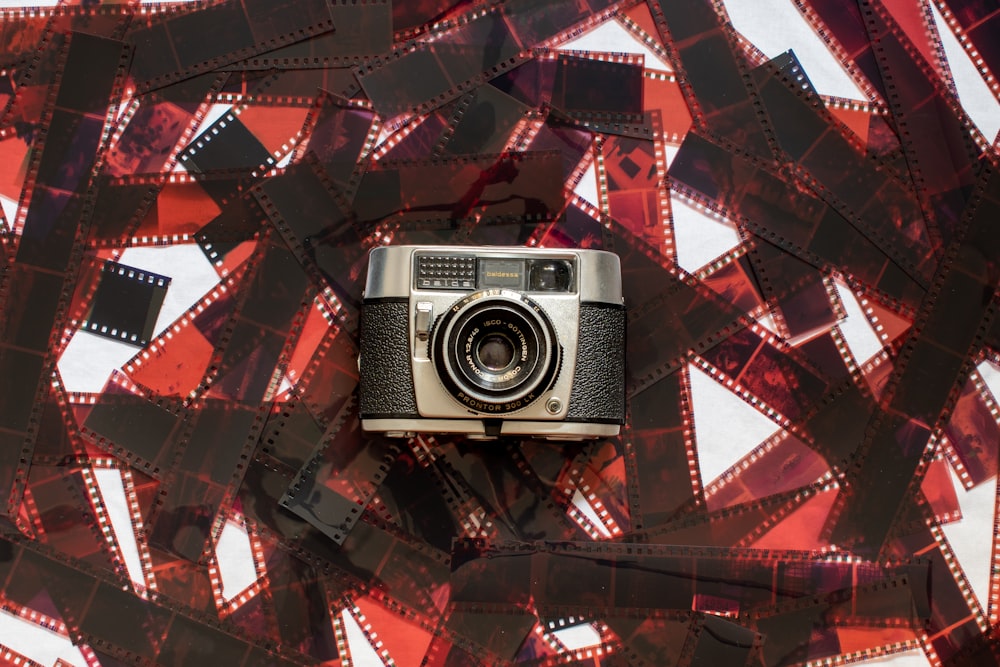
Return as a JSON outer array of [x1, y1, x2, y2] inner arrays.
[[2, 0, 1000, 665]]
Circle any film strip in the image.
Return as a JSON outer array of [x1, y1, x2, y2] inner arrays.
[[430, 438, 587, 542], [450, 539, 929, 624], [142, 231, 316, 562], [0, 4, 134, 140], [884, 497, 991, 664], [557, 438, 630, 538], [808, 0, 984, 243], [596, 109, 675, 258], [511, 441, 614, 541], [624, 368, 702, 532], [0, 32, 130, 524], [213, 67, 364, 106], [703, 427, 834, 512], [218, 0, 394, 71], [354, 0, 628, 117], [941, 367, 1000, 489], [669, 133, 929, 316], [369, 435, 503, 550], [750, 49, 939, 276], [433, 84, 532, 158], [280, 399, 401, 545], [293, 90, 380, 201], [0, 533, 317, 667], [695, 321, 834, 425], [932, 0, 1000, 103], [826, 159, 1000, 558], [78, 260, 170, 347], [651, 0, 947, 299], [123, 0, 335, 94]]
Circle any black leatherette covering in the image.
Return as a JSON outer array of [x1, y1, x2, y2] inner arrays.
[[359, 300, 419, 417]]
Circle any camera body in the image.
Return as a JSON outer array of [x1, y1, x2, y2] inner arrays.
[[358, 245, 625, 440]]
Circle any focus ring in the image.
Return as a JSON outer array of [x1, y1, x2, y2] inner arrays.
[[431, 289, 561, 414]]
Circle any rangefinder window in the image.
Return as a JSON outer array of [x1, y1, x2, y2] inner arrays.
[[528, 259, 573, 292]]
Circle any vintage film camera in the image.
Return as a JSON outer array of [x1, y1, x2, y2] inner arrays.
[[358, 246, 625, 440]]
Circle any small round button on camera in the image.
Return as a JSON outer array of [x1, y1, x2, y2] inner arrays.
[[545, 397, 563, 414]]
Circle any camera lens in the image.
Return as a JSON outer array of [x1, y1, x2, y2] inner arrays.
[[432, 291, 561, 413], [476, 333, 516, 371]]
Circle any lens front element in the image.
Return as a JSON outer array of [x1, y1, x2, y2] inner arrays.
[[432, 290, 560, 414], [476, 333, 516, 371]]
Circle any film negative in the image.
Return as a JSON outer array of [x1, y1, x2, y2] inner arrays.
[[355, 0, 625, 117], [598, 116, 673, 256], [24, 462, 119, 575], [280, 400, 400, 545], [432, 438, 586, 542], [221, 0, 393, 70], [550, 51, 645, 118], [295, 90, 379, 199], [625, 370, 701, 531], [746, 222, 847, 343], [215, 66, 363, 105], [439, 85, 532, 157], [0, 4, 132, 139], [1, 0, 998, 664], [695, 247, 767, 316], [670, 131, 928, 309], [696, 323, 832, 424], [557, 437, 630, 537], [105, 71, 226, 179], [512, 440, 618, 540], [119, 267, 251, 401], [0, 31, 129, 522], [646, 0, 773, 160], [0, 531, 316, 666], [142, 234, 314, 562], [842, 0, 982, 242], [942, 369, 1000, 489], [933, 1, 1000, 103], [750, 50, 937, 269], [704, 429, 832, 512], [374, 98, 466, 161], [124, 0, 335, 93], [371, 435, 501, 551], [355, 7, 529, 117], [886, 503, 989, 664], [79, 260, 170, 347], [450, 539, 929, 623], [253, 159, 369, 316], [828, 160, 1000, 556], [90, 72, 227, 248]]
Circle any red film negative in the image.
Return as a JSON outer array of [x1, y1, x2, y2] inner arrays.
[[124, 0, 335, 93], [625, 371, 701, 530], [942, 369, 1000, 489], [219, 0, 393, 70], [0, 32, 129, 522], [370, 435, 505, 550], [670, 131, 929, 313], [829, 161, 1000, 556], [280, 401, 401, 545]]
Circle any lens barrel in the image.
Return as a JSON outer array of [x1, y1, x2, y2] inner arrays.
[[432, 290, 560, 413]]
